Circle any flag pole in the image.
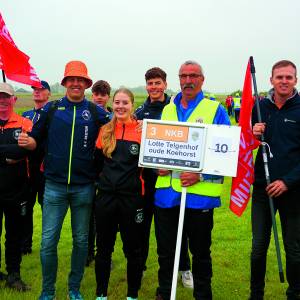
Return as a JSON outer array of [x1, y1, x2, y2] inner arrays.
[[170, 186, 187, 300], [2, 70, 6, 82], [249, 56, 284, 283]]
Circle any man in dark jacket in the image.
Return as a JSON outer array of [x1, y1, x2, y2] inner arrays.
[[19, 61, 109, 300], [0, 83, 32, 291], [250, 60, 300, 300]]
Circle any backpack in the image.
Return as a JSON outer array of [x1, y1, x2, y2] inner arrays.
[[46, 100, 101, 129]]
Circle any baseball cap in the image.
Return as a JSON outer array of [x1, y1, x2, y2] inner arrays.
[[61, 60, 93, 88], [0, 83, 15, 96], [32, 80, 51, 91]]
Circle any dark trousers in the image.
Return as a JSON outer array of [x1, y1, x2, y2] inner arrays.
[[141, 182, 190, 272], [95, 192, 144, 298], [234, 109, 240, 123], [251, 186, 300, 299], [227, 106, 233, 116], [21, 172, 45, 251], [88, 198, 96, 257], [155, 206, 213, 300], [0, 200, 23, 274]]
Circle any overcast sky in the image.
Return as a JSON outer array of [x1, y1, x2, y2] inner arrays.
[[1, 0, 300, 93]]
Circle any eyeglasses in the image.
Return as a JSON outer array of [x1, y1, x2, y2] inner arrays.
[[178, 73, 203, 79]]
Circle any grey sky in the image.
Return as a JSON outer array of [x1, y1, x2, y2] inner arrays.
[[1, 0, 300, 93]]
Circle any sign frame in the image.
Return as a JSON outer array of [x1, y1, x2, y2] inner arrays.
[[139, 119, 207, 172]]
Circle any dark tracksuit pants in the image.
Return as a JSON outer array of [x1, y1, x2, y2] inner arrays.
[[142, 173, 191, 272], [155, 206, 213, 300], [0, 195, 24, 275], [95, 192, 144, 298], [251, 186, 300, 299], [21, 167, 45, 252]]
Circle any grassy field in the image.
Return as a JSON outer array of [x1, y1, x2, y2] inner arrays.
[[0, 95, 288, 299]]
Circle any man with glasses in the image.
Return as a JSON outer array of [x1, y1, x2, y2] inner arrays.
[[154, 60, 230, 300]]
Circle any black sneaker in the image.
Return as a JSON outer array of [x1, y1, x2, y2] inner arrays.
[[6, 272, 30, 291]]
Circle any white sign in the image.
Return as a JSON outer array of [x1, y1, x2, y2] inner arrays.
[[139, 119, 241, 177], [202, 124, 241, 177], [139, 119, 206, 172]]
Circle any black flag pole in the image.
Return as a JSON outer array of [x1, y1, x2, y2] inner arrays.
[[2, 70, 6, 82], [249, 56, 284, 283]]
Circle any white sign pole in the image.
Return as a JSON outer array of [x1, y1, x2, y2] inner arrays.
[[170, 186, 187, 300]]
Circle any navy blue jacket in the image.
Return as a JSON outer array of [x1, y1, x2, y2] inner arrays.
[[135, 94, 171, 120], [134, 94, 171, 188], [30, 96, 109, 185], [252, 90, 300, 189]]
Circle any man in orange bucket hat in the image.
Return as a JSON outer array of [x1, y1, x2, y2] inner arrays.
[[18, 60, 110, 300]]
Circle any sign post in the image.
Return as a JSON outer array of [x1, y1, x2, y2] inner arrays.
[[170, 186, 187, 300]]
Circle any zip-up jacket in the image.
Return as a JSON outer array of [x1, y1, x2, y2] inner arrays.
[[252, 89, 300, 189], [135, 94, 171, 120], [0, 112, 32, 200], [95, 120, 142, 196], [30, 96, 109, 185]]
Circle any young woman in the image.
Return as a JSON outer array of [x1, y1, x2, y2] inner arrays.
[[94, 88, 144, 300]]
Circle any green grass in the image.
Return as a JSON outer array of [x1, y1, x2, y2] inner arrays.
[[0, 98, 288, 299], [0, 183, 288, 300]]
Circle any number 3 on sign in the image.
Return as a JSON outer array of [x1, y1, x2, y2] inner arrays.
[[211, 137, 232, 156], [150, 126, 157, 136]]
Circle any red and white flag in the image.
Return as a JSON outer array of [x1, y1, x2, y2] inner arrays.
[[230, 60, 260, 216], [0, 13, 41, 87]]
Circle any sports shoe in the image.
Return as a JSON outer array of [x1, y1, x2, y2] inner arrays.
[[96, 297, 107, 300], [181, 270, 194, 289], [127, 297, 137, 300], [68, 289, 84, 300], [39, 291, 56, 300], [6, 272, 30, 291]]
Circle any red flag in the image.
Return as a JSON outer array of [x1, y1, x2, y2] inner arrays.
[[0, 13, 41, 87], [230, 60, 260, 216]]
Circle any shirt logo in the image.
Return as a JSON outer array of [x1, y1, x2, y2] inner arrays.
[[129, 143, 139, 155], [82, 110, 91, 121], [135, 209, 144, 223], [13, 129, 22, 140]]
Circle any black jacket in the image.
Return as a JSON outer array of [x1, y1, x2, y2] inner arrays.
[[252, 89, 300, 189], [135, 94, 171, 121], [134, 94, 171, 185]]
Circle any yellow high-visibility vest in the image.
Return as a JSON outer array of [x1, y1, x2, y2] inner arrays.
[[155, 98, 224, 197]]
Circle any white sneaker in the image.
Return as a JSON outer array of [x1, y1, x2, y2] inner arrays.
[[96, 297, 107, 300], [181, 270, 194, 289]]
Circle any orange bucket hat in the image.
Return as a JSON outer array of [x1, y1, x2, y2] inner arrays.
[[61, 60, 93, 88]]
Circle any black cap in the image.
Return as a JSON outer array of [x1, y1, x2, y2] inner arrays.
[[32, 80, 51, 92]]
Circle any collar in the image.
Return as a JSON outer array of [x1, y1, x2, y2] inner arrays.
[[266, 88, 298, 104]]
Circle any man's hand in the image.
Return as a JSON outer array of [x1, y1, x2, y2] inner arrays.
[[266, 180, 288, 197], [18, 132, 37, 150], [253, 123, 266, 138], [157, 169, 170, 176], [180, 172, 200, 187]]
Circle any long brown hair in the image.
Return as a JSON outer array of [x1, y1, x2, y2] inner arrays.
[[101, 88, 134, 158]]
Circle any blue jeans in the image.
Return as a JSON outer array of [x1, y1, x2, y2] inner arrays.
[[40, 180, 94, 294]]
